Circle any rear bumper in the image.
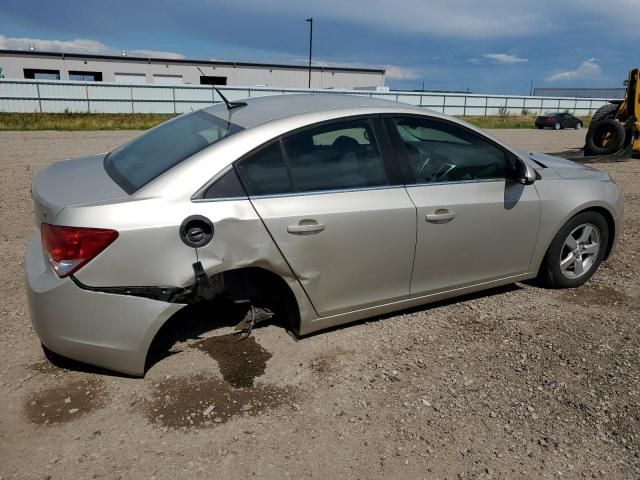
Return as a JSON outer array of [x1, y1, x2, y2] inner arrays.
[[25, 232, 184, 376]]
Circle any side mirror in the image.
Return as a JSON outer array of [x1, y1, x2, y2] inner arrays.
[[518, 158, 537, 185]]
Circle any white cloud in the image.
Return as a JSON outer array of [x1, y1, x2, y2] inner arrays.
[[547, 58, 602, 81], [288, 56, 419, 80], [127, 49, 186, 60], [213, 0, 639, 39], [482, 53, 528, 64], [216, 0, 544, 38], [384, 65, 419, 81], [0, 35, 185, 59]]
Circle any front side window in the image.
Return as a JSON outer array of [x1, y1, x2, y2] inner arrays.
[[105, 110, 243, 193], [392, 117, 507, 184], [282, 118, 388, 193]]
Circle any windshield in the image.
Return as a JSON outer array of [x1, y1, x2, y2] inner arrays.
[[105, 110, 243, 193]]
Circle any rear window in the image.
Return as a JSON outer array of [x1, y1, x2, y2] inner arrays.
[[105, 110, 243, 193]]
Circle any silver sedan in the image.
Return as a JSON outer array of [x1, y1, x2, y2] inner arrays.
[[25, 94, 622, 375]]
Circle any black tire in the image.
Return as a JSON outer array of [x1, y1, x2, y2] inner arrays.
[[553, 121, 561, 130], [575, 121, 583, 130], [536, 125, 544, 129], [591, 103, 619, 123], [585, 119, 625, 156], [538, 211, 609, 289]]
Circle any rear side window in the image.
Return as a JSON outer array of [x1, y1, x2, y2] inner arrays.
[[105, 110, 243, 193], [236, 142, 293, 196], [203, 167, 247, 199], [392, 117, 507, 184], [283, 118, 388, 193], [236, 118, 390, 197]]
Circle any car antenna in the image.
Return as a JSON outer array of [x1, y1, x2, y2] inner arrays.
[[197, 66, 246, 110]]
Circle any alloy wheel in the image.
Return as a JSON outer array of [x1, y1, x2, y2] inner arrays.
[[559, 223, 600, 279]]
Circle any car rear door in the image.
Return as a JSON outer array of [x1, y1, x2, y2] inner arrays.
[[236, 116, 417, 317], [384, 115, 540, 296]]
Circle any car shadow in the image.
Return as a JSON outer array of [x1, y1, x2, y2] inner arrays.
[[39, 344, 135, 378], [144, 299, 253, 371], [38, 284, 524, 378], [301, 283, 524, 339], [38, 299, 272, 378]]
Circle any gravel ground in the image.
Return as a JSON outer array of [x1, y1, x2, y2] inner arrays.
[[1, 129, 638, 479]]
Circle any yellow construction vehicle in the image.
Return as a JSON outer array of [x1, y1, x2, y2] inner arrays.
[[583, 68, 639, 159]]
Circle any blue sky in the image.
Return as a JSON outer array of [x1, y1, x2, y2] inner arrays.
[[0, 0, 636, 94]]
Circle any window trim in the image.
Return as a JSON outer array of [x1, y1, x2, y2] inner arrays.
[[382, 114, 519, 186], [231, 114, 404, 198]]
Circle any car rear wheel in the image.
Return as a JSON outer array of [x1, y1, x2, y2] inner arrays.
[[538, 211, 609, 288], [553, 121, 561, 130], [536, 125, 544, 129]]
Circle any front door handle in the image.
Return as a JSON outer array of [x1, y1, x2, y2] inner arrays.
[[287, 222, 326, 235], [426, 210, 455, 223]]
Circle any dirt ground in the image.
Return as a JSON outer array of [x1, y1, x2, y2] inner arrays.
[[0, 128, 638, 479]]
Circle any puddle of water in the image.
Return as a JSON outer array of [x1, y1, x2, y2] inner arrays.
[[25, 377, 106, 425], [143, 374, 293, 429], [194, 334, 272, 388], [562, 283, 629, 307]]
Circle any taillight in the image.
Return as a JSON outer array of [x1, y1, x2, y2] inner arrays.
[[40, 223, 118, 277]]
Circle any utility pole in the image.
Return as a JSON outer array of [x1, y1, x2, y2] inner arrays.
[[306, 17, 313, 88]]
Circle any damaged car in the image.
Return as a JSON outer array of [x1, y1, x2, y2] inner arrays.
[[26, 94, 622, 375]]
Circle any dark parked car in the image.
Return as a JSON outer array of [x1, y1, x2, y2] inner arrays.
[[535, 112, 583, 130]]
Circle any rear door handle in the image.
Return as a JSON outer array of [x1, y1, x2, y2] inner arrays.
[[426, 210, 455, 223], [287, 223, 326, 234]]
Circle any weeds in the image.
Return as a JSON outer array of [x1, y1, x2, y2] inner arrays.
[[0, 112, 175, 131], [0, 112, 591, 131]]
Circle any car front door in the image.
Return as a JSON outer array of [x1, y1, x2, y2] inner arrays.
[[385, 116, 541, 296], [236, 116, 417, 317]]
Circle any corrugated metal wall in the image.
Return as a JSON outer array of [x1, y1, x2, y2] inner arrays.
[[0, 79, 611, 116]]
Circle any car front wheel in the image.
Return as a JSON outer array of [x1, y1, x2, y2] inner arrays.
[[553, 122, 561, 130], [538, 211, 609, 288], [575, 122, 583, 130]]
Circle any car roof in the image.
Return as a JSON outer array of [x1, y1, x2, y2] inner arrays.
[[201, 93, 415, 129]]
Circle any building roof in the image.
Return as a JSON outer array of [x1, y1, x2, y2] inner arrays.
[[0, 49, 385, 75], [202, 93, 408, 128]]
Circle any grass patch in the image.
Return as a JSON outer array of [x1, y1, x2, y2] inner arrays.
[[0, 112, 593, 131], [461, 115, 592, 129], [0, 112, 175, 131]]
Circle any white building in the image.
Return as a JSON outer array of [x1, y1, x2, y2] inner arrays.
[[0, 49, 385, 89]]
